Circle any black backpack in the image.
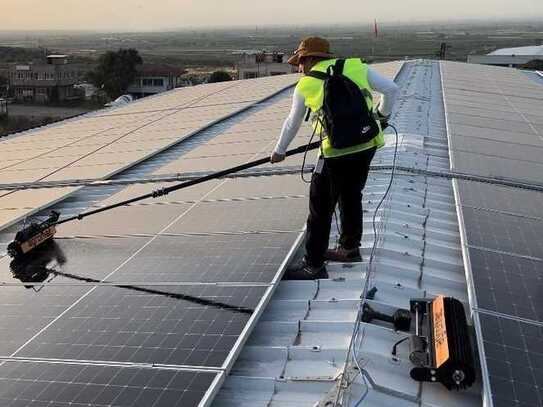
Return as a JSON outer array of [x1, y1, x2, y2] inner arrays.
[[306, 59, 380, 149]]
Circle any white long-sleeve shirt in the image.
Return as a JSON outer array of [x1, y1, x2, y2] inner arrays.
[[273, 67, 400, 155]]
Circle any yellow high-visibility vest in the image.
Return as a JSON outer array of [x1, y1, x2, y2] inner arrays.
[[296, 58, 385, 158]]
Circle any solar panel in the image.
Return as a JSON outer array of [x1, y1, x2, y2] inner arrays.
[[0, 237, 145, 282], [16, 284, 265, 368], [0, 77, 311, 406], [0, 75, 299, 230], [447, 112, 536, 135], [0, 361, 219, 407], [56, 203, 194, 237], [461, 206, 543, 259], [450, 135, 543, 164], [457, 181, 543, 219], [468, 247, 542, 321], [206, 174, 308, 200], [442, 61, 543, 407], [0, 284, 88, 355], [164, 197, 307, 235], [111, 233, 300, 284], [479, 313, 543, 407]]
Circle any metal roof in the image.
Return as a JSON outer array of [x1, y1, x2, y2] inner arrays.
[[212, 59, 483, 407], [489, 45, 543, 56]]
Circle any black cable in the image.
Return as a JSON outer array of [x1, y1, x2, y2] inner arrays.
[[368, 123, 399, 266], [391, 336, 409, 357], [340, 121, 400, 403]]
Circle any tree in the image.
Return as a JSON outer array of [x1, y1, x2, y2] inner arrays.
[[0, 75, 8, 98], [88, 48, 142, 99], [208, 71, 232, 83]]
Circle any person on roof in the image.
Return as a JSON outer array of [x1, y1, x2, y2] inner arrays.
[[270, 36, 399, 280]]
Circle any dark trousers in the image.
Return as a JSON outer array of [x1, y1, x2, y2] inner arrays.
[[305, 148, 376, 267]]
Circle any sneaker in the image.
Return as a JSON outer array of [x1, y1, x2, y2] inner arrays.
[[325, 246, 362, 262], [283, 261, 328, 280]]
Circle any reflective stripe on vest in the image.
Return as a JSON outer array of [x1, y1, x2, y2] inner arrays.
[[296, 58, 385, 158]]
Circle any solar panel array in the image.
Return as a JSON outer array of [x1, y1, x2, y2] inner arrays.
[[0, 361, 220, 407], [0, 74, 306, 407], [0, 63, 402, 406], [442, 61, 543, 407], [0, 74, 297, 229]]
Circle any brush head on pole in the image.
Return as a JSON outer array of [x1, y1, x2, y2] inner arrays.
[[7, 211, 60, 259]]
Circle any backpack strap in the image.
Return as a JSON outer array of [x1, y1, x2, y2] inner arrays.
[[304, 108, 312, 122], [334, 59, 346, 75], [305, 70, 328, 80]]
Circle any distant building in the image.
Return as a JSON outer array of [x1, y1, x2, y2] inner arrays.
[[235, 52, 296, 80], [0, 98, 7, 116], [8, 55, 87, 103], [468, 45, 543, 68], [0, 66, 8, 97], [127, 64, 186, 98]]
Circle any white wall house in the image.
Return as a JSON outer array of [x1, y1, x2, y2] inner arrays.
[[127, 65, 186, 98], [236, 52, 296, 80]]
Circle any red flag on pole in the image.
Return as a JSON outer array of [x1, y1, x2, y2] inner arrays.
[[374, 19, 378, 37]]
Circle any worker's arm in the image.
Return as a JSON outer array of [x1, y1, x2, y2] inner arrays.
[[367, 67, 399, 117], [271, 89, 306, 162]]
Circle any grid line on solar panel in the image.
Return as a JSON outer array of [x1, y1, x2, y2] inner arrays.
[[457, 181, 543, 220], [14, 284, 267, 368], [450, 138, 543, 165], [449, 124, 543, 149], [0, 238, 149, 354], [451, 151, 543, 185], [461, 206, 543, 259], [0, 361, 220, 407], [0, 98, 288, 230], [468, 247, 543, 322], [0, 230, 299, 286], [445, 104, 543, 123], [447, 112, 539, 135], [0, 75, 298, 191], [163, 197, 307, 235], [478, 312, 543, 407], [109, 233, 300, 284], [0, 187, 80, 232], [0, 127, 117, 173], [442, 86, 543, 101]]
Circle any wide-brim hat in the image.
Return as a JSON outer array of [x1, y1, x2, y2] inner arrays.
[[287, 37, 333, 66]]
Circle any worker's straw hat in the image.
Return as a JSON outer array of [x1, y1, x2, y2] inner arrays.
[[287, 37, 333, 66]]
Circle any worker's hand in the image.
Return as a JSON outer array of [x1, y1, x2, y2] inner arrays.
[[270, 152, 286, 164], [377, 112, 390, 130]]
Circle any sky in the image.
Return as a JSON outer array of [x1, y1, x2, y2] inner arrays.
[[2, 0, 543, 31]]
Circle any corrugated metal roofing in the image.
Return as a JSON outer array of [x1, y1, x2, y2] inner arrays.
[[212, 59, 482, 407]]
